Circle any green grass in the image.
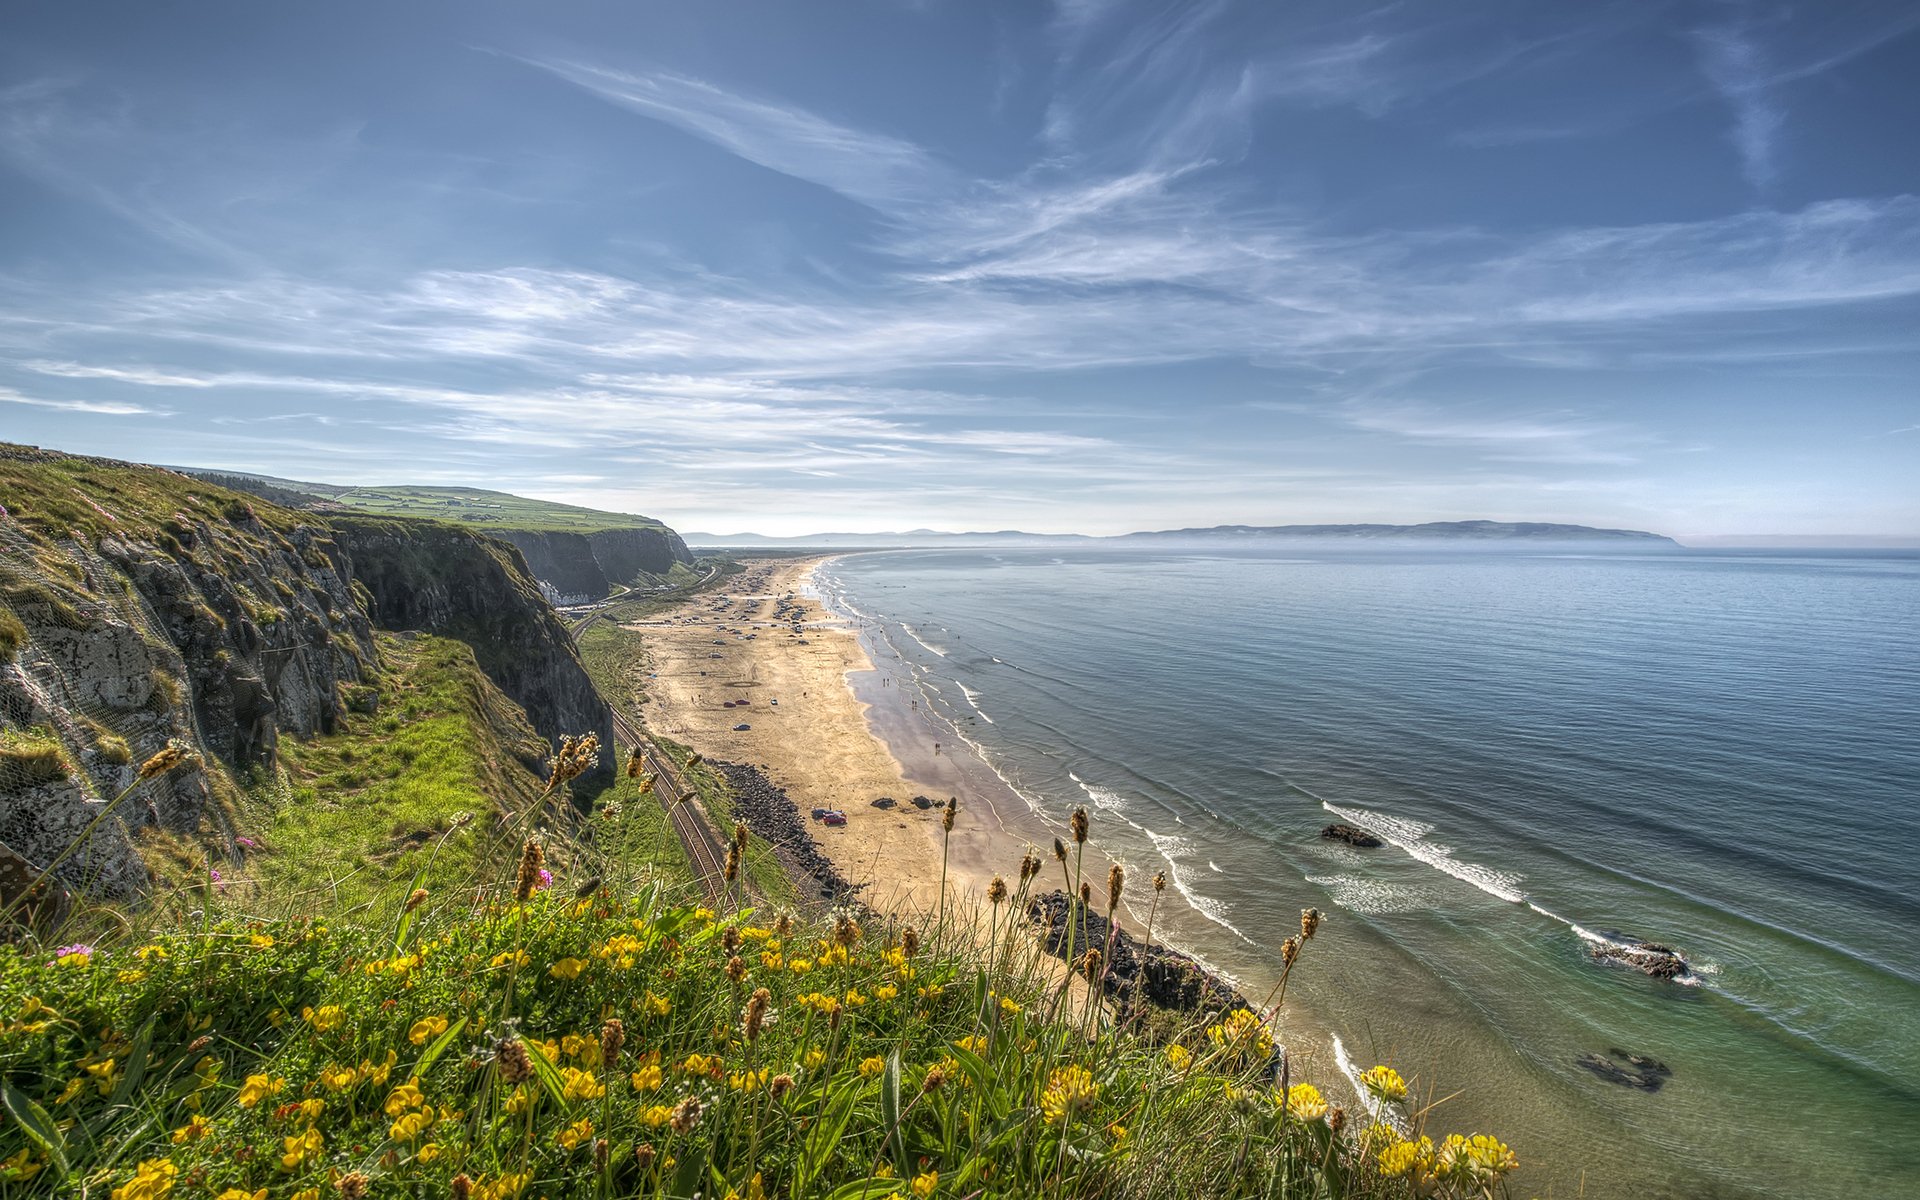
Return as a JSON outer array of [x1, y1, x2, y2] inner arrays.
[[235, 633, 551, 910], [651, 736, 803, 915], [0, 817, 1520, 1200], [327, 486, 671, 534], [0, 726, 72, 787], [0, 607, 25, 660]]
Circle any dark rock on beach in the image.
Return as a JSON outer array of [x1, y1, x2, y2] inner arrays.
[[1577, 1048, 1673, 1091], [1320, 823, 1384, 848], [870, 797, 896, 809], [1028, 890, 1247, 1019], [711, 760, 863, 906], [1591, 939, 1691, 980]]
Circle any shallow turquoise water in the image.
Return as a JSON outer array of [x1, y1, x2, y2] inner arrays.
[[815, 547, 1920, 1199]]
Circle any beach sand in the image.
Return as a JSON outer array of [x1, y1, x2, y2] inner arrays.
[[630, 555, 1084, 920]]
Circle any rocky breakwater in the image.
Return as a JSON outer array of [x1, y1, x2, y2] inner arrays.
[[493, 526, 693, 601], [328, 516, 614, 792], [711, 760, 859, 905], [1029, 889, 1247, 1020], [1, 446, 377, 899]]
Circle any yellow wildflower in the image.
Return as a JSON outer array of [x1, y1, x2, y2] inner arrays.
[[385, 1080, 426, 1115], [875, 984, 899, 1002], [1205, 1009, 1273, 1065], [1377, 1136, 1431, 1179], [549, 957, 588, 981], [560, 1066, 606, 1102], [859, 1056, 885, 1078], [237, 1073, 284, 1108], [1164, 1044, 1192, 1071], [911, 1169, 938, 1198], [489, 949, 529, 968], [408, 1016, 449, 1046], [631, 1063, 664, 1092], [954, 1035, 988, 1055], [136, 944, 168, 961], [803, 1050, 826, 1070], [417, 1143, 443, 1164], [320, 1064, 359, 1092], [169, 1115, 212, 1144], [0, 1149, 44, 1183], [250, 933, 275, 949], [557, 1118, 594, 1151], [302, 1005, 344, 1032], [1279, 1083, 1327, 1122], [1040, 1064, 1098, 1125], [644, 991, 671, 1016], [642, 1104, 673, 1127], [1361, 1064, 1408, 1103], [279, 1127, 323, 1171], [110, 1158, 176, 1200], [390, 1105, 438, 1142], [117, 968, 149, 985], [213, 1190, 265, 1200]]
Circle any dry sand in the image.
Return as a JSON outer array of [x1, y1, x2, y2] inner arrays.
[[630, 556, 1088, 920]]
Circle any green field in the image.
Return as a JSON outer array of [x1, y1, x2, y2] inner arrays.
[[328, 486, 671, 533]]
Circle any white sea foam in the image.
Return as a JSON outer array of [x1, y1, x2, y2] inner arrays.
[[957, 682, 995, 723], [1209, 860, 1222, 872], [1330, 1035, 1408, 1135], [1307, 874, 1433, 915], [899, 622, 949, 657], [1145, 827, 1253, 944], [1321, 801, 1528, 904], [1069, 771, 1129, 813]]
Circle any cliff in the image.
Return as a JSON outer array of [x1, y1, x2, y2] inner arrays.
[[0, 445, 609, 902], [327, 516, 613, 787], [492, 526, 693, 602]]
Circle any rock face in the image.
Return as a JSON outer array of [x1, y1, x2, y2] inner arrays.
[[1590, 939, 1691, 980], [1, 445, 614, 899], [493, 527, 693, 602], [328, 517, 613, 791], [1321, 823, 1383, 848], [1028, 890, 1247, 1018]]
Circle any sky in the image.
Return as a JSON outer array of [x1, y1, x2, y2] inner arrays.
[[1, 1, 1916, 538]]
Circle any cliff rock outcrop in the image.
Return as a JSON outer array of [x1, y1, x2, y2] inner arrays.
[[493, 527, 693, 601], [1, 446, 612, 902]]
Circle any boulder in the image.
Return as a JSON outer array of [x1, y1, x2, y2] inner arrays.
[[1576, 1048, 1672, 1091], [1320, 823, 1383, 848], [1590, 940, 1690, 980]]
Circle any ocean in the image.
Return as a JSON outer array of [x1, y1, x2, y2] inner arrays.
[[809, 546, 1920, 1199]]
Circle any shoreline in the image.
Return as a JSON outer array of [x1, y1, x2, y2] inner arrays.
[[631, 554, 1318, 1031], [630, 555, 1080, 920]]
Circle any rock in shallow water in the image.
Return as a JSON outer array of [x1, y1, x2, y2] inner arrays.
[[1576, 1048, 1673, 1090], [1320, 823, 1384, 848], [1590, 939, 1691, 979]]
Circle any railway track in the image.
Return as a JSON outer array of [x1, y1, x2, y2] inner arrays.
[[566, 559, 760, 906]]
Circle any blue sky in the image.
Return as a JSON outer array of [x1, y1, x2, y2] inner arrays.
[[1, 0, 1916, 537]]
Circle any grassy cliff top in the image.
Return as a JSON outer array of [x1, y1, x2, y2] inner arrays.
[[182, 469, 674, 535], [0, 444, 317, 547]]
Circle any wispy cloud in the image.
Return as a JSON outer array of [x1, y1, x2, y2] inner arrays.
[[0, 386, 165, 415], [514, 56, 945, 209], [1694, 21, 1782, 191]]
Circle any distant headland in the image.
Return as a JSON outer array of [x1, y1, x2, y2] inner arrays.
[[682, 520, 1681, 549]]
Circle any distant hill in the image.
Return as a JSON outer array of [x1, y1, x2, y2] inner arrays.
[[685, 520, 1679, 548]]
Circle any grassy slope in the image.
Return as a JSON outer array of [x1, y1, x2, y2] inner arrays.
[[0, 832, 1510, 1200], [236, 633, 549, 911], [328, 486, 670, 534]]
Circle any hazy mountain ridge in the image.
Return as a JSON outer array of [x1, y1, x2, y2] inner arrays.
[[684, 520, 1679, 548]]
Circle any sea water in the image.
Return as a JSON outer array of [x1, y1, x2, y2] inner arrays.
[[811, 547, 1920, 1199]]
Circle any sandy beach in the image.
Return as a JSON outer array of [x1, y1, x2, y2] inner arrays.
[[630, 555, 1086, 920]]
